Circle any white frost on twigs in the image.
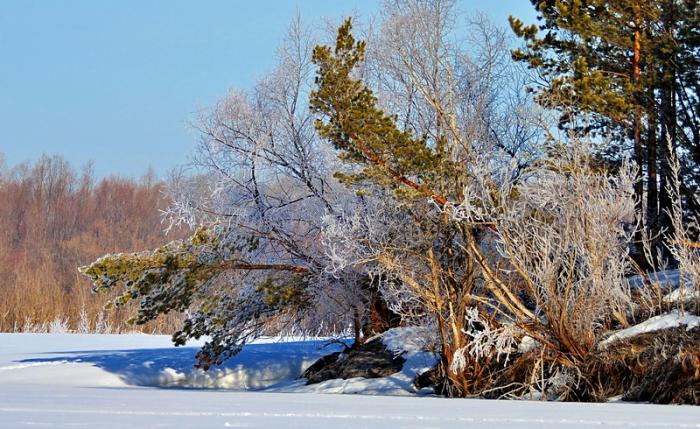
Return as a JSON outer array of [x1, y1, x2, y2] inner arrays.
[[450, 308, 518, 372]]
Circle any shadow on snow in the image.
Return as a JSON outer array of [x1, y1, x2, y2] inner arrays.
[[18, 340, 340, 390]]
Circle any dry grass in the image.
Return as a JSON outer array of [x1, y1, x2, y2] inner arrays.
[[580, 326, 700, 404]]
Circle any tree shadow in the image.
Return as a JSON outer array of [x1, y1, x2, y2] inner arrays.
[[18, 340, 338, 390]]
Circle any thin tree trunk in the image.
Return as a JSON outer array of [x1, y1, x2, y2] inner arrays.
[[658, 1, 678, 261], [632, 4, 647, 267], [646, 86, 660, 266], [353, 308, 362, 346]]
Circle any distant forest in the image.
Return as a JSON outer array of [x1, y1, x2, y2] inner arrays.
[[0, 154, 184, 333]]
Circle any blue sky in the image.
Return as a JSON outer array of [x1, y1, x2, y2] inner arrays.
[[0, 1, 536, 178]]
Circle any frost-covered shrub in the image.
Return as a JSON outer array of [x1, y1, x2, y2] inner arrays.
[[77, 307, 91, 334], [664, 143, 700, 313], [21, 317, 47, 333], [94, 311, 112, 334], [488, 143, 637, 362], [48, 317, 71, 334]]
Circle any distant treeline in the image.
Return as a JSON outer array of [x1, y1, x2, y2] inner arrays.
[[0, 154, 184, 333]]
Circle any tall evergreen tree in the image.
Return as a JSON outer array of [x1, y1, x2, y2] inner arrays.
[[510, 0, 700, 263]]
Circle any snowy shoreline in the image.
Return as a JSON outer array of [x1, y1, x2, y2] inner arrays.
[[1, 333, 700, 428]]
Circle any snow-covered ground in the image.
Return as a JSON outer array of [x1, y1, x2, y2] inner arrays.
[[1, 334, 699, 428], [627, 269, 700, 303], [599, 310, 700, 348]]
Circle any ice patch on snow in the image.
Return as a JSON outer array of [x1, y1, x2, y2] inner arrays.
[[132, 340, 344, 390], [599, 310, 700, 348]]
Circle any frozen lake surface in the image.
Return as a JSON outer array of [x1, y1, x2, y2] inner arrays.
[[1, 333, 698, 428]]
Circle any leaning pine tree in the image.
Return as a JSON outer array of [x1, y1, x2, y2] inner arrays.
[[79, 19, 400, 368], [310, 17, 644, 399]]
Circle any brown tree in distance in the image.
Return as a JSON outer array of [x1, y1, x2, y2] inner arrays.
[[0, 154, 185, 333]]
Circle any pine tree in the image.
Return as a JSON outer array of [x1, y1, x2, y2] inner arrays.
[[310, 19, 446, 204], [510, 0, 700, 263]]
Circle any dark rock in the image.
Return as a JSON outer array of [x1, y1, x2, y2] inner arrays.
[[413, 366, 440, 390], [302, 337, 406, 384], [301, 351, 342, 382]]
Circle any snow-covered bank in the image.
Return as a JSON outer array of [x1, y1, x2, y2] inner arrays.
[[600, 310, 700, 348], [1, 334, 699, 428]]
